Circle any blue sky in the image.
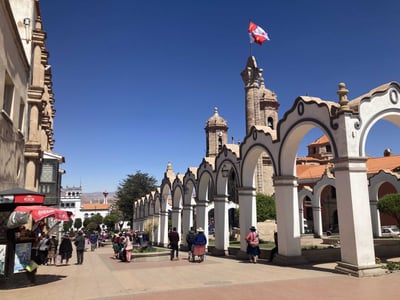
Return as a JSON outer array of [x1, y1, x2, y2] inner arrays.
[[40, 0, 400, 193]]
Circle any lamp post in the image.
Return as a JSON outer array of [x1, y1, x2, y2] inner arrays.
[[221, 164, 229, 177], [103, 191, 108, 204]]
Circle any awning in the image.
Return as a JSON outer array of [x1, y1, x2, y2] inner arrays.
[[7, 205, 72, 229]]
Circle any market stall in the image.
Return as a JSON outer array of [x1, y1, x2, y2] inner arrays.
[[0, 188, 70, 287]]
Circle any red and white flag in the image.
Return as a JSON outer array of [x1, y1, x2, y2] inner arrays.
[[248, 21, 270, 45]]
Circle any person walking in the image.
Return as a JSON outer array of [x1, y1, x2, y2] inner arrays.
[[59, 234, 73, 265], [186, 227, 195, 254], [168, 227, 180, 261], [38, 234, 50, 265], [124, 232, 133, 262], [47, 234, 58, 265], [89, 232, 98, 251], [192, 227, 207, 262], [246, 226, 260, 263], [74, 230, 86, 265]]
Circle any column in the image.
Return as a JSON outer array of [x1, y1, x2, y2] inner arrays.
[[238, 187, 256, 252], [312, 205, 323, 238], [273, 175, 306, 265], [212, 194, 229, 255], [332, 157, 384, 276], [181, 204, 193, 248]]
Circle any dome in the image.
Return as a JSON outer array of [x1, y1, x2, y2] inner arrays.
[[205, 107, 227, 128]]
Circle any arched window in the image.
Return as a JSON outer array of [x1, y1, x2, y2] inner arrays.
[[267, 117, 274, 129]]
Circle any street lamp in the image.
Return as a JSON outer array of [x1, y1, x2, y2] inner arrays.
[[103, 191, 108, 204], [221, 164, 229, 177]]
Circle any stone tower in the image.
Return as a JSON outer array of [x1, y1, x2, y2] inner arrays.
[[241, 56, 279, 133], [205, 107, 228, 157], [241, 56, 279, 195]]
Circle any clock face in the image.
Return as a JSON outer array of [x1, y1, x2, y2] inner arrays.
[[218, 131, 223, 137]]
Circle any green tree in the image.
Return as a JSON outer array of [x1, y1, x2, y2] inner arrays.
[[377, 193, 400, 227], [74, 218, 82, 230], [256, 193, 276, 222], [91, 213, 103, 226], [63, 218, 73, 232], [86, 221, 98, 232], [83, 217, 91, 228], [116, 171, 157, 225], [103, 213, 119, 231]]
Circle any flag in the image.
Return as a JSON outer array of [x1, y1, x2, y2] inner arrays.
[[248, 21, 270, 45]]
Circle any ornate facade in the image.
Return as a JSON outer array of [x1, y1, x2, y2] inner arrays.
[[0, 0, 64, 199]]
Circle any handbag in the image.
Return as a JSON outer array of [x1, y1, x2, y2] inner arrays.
[[249, 233, 259, 247], [26, 260, 38, 272]]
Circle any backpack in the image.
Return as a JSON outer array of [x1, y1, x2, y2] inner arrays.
[[186, 231, 195, 244]]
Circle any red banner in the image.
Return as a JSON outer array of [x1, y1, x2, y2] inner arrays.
[[14, 194, 44, 204]]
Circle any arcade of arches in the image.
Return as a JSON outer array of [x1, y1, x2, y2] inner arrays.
[[132, 55, 400, 277]]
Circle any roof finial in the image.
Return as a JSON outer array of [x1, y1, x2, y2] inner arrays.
[[337, 82, 351, 111]]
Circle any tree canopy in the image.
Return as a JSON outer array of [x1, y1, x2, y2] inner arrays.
[[116, 171, 158, 225], [377, 193, 400, 227], [256, 193, 276, 222]]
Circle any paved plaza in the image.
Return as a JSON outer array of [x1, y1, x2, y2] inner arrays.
[[0, 244, 399, 300]]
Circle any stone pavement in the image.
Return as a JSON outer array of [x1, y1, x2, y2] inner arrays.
[[0, 244, 399, 300]]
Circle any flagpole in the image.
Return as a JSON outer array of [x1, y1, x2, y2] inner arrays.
[[249, 42, 252, 57]]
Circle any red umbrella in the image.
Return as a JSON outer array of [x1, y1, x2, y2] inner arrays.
[[7, 205, 73, 228]]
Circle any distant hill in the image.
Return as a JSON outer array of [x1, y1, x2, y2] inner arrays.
[[80, 192, 116, 204]]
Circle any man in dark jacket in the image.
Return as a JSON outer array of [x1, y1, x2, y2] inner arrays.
[[168, 227, 180, 261], [74, 230, 86, 264]]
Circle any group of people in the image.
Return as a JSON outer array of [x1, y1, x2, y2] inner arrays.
[[168, 226, 208, 261], [33, 230, 94, 266], [36, 234, 58, 265], [112, 231, 133, 262]]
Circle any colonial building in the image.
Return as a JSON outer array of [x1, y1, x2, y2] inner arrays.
[[0, 0, 64, 198], [60, 187, 112, 222], [0, 0, 64, 282]]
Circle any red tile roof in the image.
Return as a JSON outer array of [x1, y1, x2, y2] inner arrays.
[[296, 155, 400, 180], [81, 203, 111, 211]]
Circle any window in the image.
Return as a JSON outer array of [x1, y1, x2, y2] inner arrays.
[[326, 145, 332, 153], [218, 137, 222, 152], [18, 99, 25, 131], [3, 72, 14, 116], [267, 117, 274, 129]]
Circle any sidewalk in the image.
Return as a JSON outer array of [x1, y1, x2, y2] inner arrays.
[[0, 245, 399, 300]]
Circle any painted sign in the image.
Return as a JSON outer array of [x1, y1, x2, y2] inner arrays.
[[14, 242, 32, 273], [14, 194, 44, 204]]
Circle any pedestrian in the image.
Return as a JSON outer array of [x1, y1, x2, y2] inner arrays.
[[59, 234, 73, 265], [192, 227, 207, 262], [168, 227, 180, 261], [89, 232, 98, 251], [246, 226, 260, 263], [269, 231, 278, 262], [47, 234, 58, 265], [112, 234, 120, 259], [38, 234, 50, 265], [124, 232, 133, 262], [186, 227, 195, 253], [74, 230, 86, 264]]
